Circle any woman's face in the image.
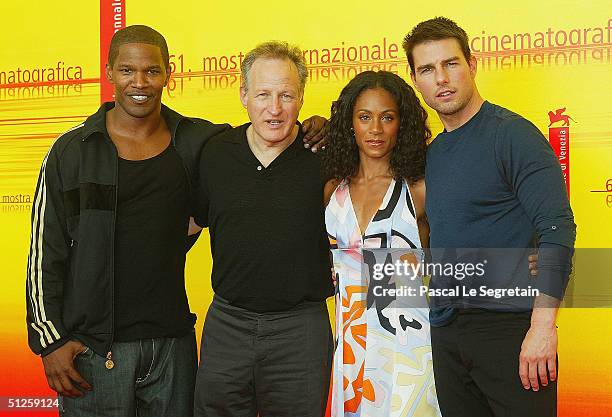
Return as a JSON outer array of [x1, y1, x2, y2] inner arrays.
[[352, 87, 400, 160]]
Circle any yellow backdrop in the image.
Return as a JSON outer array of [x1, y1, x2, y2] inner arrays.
[[1, 1, 611, 416]]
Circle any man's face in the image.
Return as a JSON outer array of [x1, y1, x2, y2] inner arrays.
[[410, 38, 477, 118], [106, 43, 170, 119], [240, 58, 303, 144]]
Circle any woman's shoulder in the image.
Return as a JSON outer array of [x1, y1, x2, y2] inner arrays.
[[324, 178, 344, 207]]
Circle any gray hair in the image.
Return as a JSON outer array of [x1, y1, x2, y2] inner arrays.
[[241, 41, 308, 93]]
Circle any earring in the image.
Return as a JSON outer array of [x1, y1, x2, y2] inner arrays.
[[350, 127, 355, 136]]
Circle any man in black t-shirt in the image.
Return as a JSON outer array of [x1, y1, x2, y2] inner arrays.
[[192, 41, 334, 417]]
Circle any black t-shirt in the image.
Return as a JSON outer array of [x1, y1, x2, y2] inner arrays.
[[114, 144, 196, 341], [195, 123, 334, 312]]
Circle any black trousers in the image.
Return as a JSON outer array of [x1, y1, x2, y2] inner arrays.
[[194, 295, 333, 417], [431, 310, 557, 417]]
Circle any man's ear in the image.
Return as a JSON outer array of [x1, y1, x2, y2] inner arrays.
[[410, 71, 420, 93], [240, 85, 248, 108], [469, 55, 478, 79], [105, 64, 113, 83]]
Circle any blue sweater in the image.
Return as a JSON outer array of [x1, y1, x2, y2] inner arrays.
[[425, 101, 576, 325]]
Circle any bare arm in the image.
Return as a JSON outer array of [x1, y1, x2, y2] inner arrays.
[[323, 179, 340, 287], [409, 179, 430, 248]]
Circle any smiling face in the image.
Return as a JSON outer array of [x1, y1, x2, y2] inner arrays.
[[240, 57, 303, 145], [410, 38, 481, 129], [106, 42, 170, 119], [352, 87, 400, 161]]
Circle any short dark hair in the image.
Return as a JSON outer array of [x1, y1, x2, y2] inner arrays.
[[322, 71, 430, 184], [108, 25, 170, 71], [402, 17, 471, 73]]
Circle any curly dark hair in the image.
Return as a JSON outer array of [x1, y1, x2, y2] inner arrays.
[[322, 70, 431, 184]]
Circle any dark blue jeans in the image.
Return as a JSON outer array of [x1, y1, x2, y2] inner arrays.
[[59, 331, 197, 417]]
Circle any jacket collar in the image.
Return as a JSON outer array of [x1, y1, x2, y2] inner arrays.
[[81, 102, 192, 142]]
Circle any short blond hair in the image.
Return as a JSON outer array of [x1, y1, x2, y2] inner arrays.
[[241, 41, 308, 92]]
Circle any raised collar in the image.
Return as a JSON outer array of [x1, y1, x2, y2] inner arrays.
[[81, 102, 192, 142]]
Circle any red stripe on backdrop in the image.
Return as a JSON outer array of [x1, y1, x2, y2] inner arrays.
[[549, 126, 571, 196], [0, 339, 57, 416], [100, 0, 125, 103]]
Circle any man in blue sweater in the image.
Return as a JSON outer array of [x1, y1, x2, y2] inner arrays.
[[403, 17, 576, 417]]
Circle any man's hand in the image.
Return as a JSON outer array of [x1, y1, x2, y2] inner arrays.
[[528, 253, 538, 276], [188, 217, 203, 236], [519, 302, 559, 391], [42, 340, 92, 398], [301, 116, 328, 152]]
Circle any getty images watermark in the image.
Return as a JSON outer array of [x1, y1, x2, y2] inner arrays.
[[370, 255, 540, 300], [331, 247, 596, 310]]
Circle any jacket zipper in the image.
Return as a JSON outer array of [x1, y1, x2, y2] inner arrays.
[[106, 135, 119, 369]]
